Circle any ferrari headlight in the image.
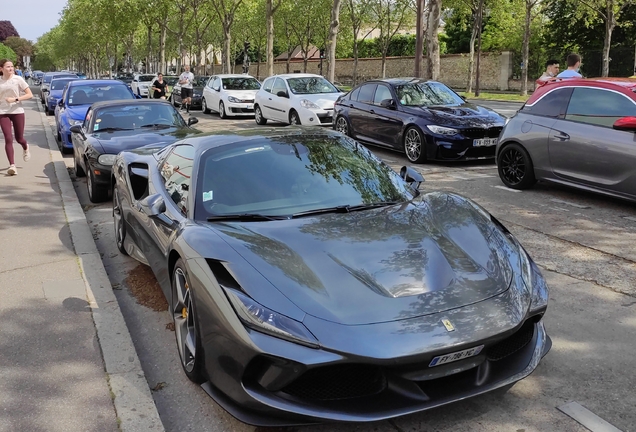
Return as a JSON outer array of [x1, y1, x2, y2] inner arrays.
[[225, 288, 319, 348], [300, 99, 320, 110], [426, 125, 459, 136], [97, 154, 117, 165], [517, 241, 532, 289], [227, 96, 240, 103]]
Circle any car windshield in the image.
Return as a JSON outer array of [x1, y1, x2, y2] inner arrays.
[[195, 134, 415, 220], [163, 76, 179, 86], [287, 77, 339, 94], [92, 103, 186, 131], [50, 79, 75, 90], [193, 76, 210, 87], [221, 77, 261, 90], [68, 84, 133, 106], [395, 82, 464, 107], [138, 75, 155, 82], [44, 74, 76, 83]]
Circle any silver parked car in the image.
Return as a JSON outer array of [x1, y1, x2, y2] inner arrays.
[[496, 78, 636, 202]]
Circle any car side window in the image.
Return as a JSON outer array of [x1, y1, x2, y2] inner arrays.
[[272, 78, 288, 96], [358, 84, 377, 105], [212, 77, 221, 91], [521, 88, 573, 119], [373, 85, 393, 106], [83, 108, 92, 130], [207, 76, 215, 89], [161, 145, 195, 215], [263, 78, 274, 93], [349, 87, 361, 101], [565, 87, 636, 127]]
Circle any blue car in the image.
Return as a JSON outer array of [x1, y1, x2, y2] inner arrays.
[[45, 78, 77, 116], [55, 80, 136, 153]]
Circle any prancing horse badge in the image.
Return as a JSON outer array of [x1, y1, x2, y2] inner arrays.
[[442, 318, 455, 332]]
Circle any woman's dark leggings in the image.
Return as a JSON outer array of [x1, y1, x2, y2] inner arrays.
[[0, 113, 28, 165]]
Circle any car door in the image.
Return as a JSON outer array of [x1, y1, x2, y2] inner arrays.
[[348, 84, 377, 141], [268, 78, 290, 122], [369, 84, 404, 148], [208, 77, 221, 111], [548, 86, 636, 195], [203, 76, 216, 109], [72, 107, 93, 167], [258, 77, 275, 119]]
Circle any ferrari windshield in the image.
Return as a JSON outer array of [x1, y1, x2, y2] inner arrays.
[[195, 134, 416, 219], [287, 77, 339, 94], [92, 103, 186, 131], [395, 82, 464, 107]]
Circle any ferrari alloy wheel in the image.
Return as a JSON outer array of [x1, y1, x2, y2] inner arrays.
[[112, 187, 128, 255], [202, 98, 210, 114], [172, 260, 205, 383], [497, 143, 536, 189], [335, 116, 349, 136], [289, 110, 301, 125], [404, 127, 427, 163], [255, 105, 267, 125], [219, 101, 226, 119]]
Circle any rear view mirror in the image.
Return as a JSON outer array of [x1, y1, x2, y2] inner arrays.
[[400, 166, 424, 192], [276, 90, 289, 98], [139, 193, 166, 217], [188, 117, 199, 126], [613, 116, 636, 132], [380, 99, 396, 110], [69, 125, 83, 134]]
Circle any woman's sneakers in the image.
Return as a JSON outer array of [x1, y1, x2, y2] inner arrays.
[[23, 145, 31, 162], [7, 165, 17, 176]]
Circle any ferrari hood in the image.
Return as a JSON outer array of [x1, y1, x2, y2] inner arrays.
[[214, 193, 516, 325]]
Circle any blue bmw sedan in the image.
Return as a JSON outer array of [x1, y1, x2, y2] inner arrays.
[[45, 77, 77, 116]]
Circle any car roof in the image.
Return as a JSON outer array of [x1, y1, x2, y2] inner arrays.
[[529, 77, 636, 103], [268, 74, 326, 80], [214, 74, 255, 78], [69, 79, 127, 86], [90, 99, 172, 110]]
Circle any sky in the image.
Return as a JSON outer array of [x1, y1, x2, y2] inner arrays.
[[4, 0, 68, 42]]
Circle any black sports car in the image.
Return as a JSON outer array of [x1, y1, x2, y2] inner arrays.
[[112, 128, 551, 426], [334, 78, 507, 163], [70, 99, 200, 202]]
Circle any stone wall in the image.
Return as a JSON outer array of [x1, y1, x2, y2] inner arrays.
[[236, 51, 531, 91]]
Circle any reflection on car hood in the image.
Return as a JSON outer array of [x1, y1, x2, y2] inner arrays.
[[93, 128, 200, 154], [215, 192, 515, 325], [295, 93, 341, 109], [66, 106, 90, 120], [224, 90, 258, 99], [404, 103, 505, 126]]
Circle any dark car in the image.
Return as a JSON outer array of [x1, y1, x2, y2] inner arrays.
[[40, 71, 79, 104], [334, 78, 507, 163], [116, 73, 135, 88], [496, 78, 636, 203], [71, 99, 200, 203], [112, 127, 551, 426], [45, 77, 77, 115], [170, 76, 209, 109]]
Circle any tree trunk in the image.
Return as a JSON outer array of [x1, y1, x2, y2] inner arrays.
[[602, 8, 614, 77], [520, 1, 532, 96], [266, 0, 275, 77], [326, 0, 343, 82], [414, 0, 425, 77], [224, 26, 232, 74], [466, 12, 478, 93], [147, 25, 152, 74], [303, 55, 308, 73], [381, 51, 387, 78], [256, 47, 261, 79], [160, 26, 167, 74], [426, 0, 441, 80], [353, 41, 359, 85]]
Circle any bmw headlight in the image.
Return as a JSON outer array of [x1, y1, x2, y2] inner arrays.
[[227, 96, 240, 103], [300, 99, 320, 110], [426, 125, 459, 136], [97, 154, 117, 166], [225, 288, 319, 348], [71, 120, 83, 126]]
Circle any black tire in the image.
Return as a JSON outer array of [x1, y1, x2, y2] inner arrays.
[[335, 116, 350, 136], [87, 165, 108, 203], [113, 187, 128, 255], [403, 126, 427, 163], [289, 110, 301, 125], [497, 143, 537, 189], [56, 126, 62, 142], [202, 97, 210, 114], [219, 101, 226, 119], [171, 259, 206, 384], [74, 150, 86, 177], [254, 105, 267, 125]]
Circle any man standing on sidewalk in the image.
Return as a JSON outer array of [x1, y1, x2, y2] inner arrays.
[[178, 65, 195, 114]]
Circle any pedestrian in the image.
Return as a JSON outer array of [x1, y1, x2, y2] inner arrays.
[[178, 65, 195, 114], [0, 59, 33, 176], [151, 73, 168, 99], [556, 53, 583, 79], [537, 59, 560, 82]]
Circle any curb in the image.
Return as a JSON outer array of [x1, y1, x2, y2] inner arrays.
[[38, 104, 165, 432]]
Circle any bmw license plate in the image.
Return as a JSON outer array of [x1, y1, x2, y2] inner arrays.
[[474, 138, 498, 147], [429, 345, 484, 367]]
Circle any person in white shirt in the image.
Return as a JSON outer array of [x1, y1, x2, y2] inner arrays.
[[556, 53, 583, 79], [178, 65, 195, 113], [0, 59, 33, 176]]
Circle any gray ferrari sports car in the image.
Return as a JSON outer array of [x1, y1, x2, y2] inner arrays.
[[112, 128, 551, 426]]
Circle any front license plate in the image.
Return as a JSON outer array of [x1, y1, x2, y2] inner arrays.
[[474, 138, 498, 147], [429, 345, 484, 367], [246, 104, 253, 109]]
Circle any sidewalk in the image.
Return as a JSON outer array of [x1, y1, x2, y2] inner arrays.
[[0, 100, 163, 431]]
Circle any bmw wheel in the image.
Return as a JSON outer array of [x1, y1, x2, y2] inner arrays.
[[219, 101, 226, 119], [172, 259, 206, 383], [335, 116, 350, 136], [289, 110, 301, 125], [497, 143, 536, 189], [404, 127, 427, 163], [113, 187, 128, 255], [255, 105, 267, 125]]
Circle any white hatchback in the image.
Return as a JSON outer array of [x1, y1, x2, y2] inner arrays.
[[201, 74, 261, 118], [254, 74, 343, 126]]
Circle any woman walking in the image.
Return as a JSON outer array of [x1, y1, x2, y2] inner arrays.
[[0, 59, 33, 176], [151, 73, 168, 100]]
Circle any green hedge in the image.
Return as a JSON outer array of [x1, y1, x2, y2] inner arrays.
[[0, 43, 17, 63]]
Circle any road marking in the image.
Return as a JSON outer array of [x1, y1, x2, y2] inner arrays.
[[558, 401, 623, 432], [492, 185, 521, 193], [550, 199, 591, 209]]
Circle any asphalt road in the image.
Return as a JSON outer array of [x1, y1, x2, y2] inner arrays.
[[43, 98, 636, 432]]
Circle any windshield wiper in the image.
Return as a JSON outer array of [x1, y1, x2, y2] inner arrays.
[[140, 123, 173, 129], [207, 213, 287, 222], [291, 201, 402, 218], [97, 127, 134, 132]]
